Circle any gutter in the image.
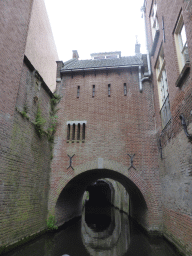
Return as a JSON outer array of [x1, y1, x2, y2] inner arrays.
[[61, 64, 143, 74]]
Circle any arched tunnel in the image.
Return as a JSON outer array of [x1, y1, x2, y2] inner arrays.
[[55, 169, 147, 229], [86, 180, 113, 207]]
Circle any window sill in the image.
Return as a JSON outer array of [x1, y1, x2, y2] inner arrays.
[[66, 140, 84, 143], [175, 62, 190, 87]]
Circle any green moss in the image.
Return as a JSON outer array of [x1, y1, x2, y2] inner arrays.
[[16, 104, 29, 120], [0, 229, 46, 254], [35, 104, 46, 137], [20, 110, 29, 120], [50, 93, 61, 111], [47, 93, 62, 151], [47, 215, 58, 230]]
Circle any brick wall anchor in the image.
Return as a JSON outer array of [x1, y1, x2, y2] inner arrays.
[[67, 154, 75, 170], [180, 114, 192, 141], [127, 154, 136, 170]]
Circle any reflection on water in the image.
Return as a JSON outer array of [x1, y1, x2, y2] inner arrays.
[[82, 206, 130, 256], [2, 205, 181, 256]]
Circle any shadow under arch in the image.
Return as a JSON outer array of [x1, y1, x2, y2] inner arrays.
[[55, 168, 147, 228], [86, 178, 115, 207]]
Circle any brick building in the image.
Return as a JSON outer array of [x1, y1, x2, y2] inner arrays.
[[0, 0, 58, 251], [1, 0, 192, 255], [49, 48, 163, 236], [143, 0, 192, 254]]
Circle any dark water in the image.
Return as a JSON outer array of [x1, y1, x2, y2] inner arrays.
[[2, 206, 181, 256]]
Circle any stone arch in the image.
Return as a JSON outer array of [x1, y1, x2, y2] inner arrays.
[[54, 168, 149, 230]]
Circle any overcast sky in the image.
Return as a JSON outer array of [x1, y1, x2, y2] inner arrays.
[[44, 0, 146, 62]]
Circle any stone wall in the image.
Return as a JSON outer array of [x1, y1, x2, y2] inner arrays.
[[106, 179, 129, 214]]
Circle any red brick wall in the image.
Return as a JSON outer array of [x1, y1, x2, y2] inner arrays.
[[0, 0, 33, 124], [0, 0, 34, 248], [145, 0, 192, 254], [49, 68, 162, 232], [0, 1, 55, 249], [0, 59, 52, 250]]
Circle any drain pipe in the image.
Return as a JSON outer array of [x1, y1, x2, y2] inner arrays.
[[140, 0, 152, 91], [139, 66, 142, 92]]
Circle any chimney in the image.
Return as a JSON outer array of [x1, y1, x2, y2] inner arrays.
[[72, 50, 79, 60], [135, 43, 141, 55]]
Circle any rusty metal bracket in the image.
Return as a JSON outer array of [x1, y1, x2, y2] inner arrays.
[[67, 154, 75, 170], [180, 114, 192, 141], [127, 154, 136, 170]]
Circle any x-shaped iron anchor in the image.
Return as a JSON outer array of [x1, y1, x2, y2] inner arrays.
[[127, 153, 136, 170], [67, 154, 75, 170]]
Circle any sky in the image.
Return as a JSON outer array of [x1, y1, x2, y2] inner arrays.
[[44, 0, 146, 62]]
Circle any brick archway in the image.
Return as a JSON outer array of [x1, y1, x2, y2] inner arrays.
[[48, 159, 162, 232]]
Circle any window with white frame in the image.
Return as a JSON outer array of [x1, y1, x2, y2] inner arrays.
[[150, 1, 159, 41], [174, 14, 189, 72], [156, 46, 171, 128]]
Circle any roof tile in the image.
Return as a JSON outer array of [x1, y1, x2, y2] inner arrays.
[[62, 56, 143, 72]]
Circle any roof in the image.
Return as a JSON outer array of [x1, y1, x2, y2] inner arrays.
[[61, 56, 143, 73]]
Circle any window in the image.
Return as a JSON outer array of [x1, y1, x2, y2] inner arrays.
[[124, 83, 127, 96], [92, 85, 95, 97], [174, 14, 189, 73], [150, 1, 159, 41], [77, 86, 80, 98], [67, 121, 87, 142], [77, 123, 80, 140], [155, 46, 171, 128], [72, 123, 75, 141], [108, 84, 111, 97], [82, 123, 85, 140], [67, 124, 70, 140]]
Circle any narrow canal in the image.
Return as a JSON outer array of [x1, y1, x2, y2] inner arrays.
[[2, 204, 181, 256]]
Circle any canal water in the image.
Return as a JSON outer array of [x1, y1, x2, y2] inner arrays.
[[2, 205, 181, 256]]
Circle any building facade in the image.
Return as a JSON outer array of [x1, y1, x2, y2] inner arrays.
[[0, 0, 58, 251], [144, 0, 192, 254], [1, 0, 192, 255], [49, 50, 163, 234]]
